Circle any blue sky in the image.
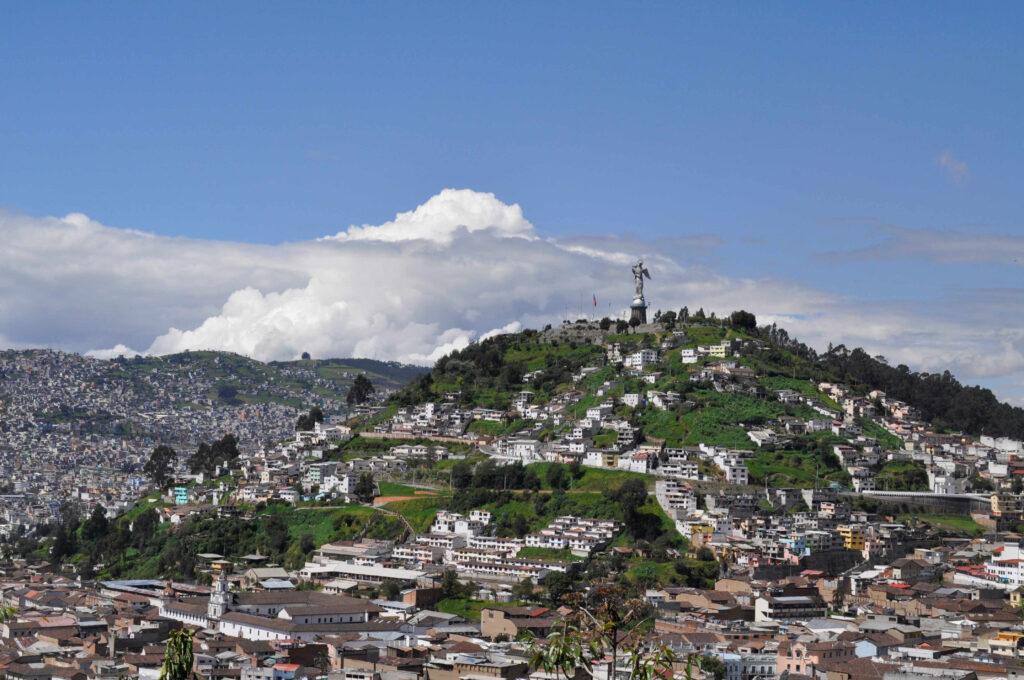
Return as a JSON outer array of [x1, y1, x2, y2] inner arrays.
[[2, 3, 1024, 399]]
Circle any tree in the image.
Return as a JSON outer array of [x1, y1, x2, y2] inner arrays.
[[543, 570, 575, 605], [59, 501, 80, 528], [523, 466, 542, 491], [217, 385, 240, 404], [611, 479, 648, 519], [545, 463, 568, 490], [695, 546, 715, 562], [511, 577, 535, 602], [631, 563, 658, 591], [81, 505, 109, 543], [264, 514, 290, 555], [451, 460, 473, 490], [523, 588, 673, 680], [569, 460, 584, 480], [158, 629, 195, 680], [132, 508, 160, 549], [382, 580, 402, 601], [188, 433, 240, 475], [695, 655, 725, 680], [628, 316, 640, 332], [296, 406, 325, 431], [728, 310, 757, 331], [347, 374, 375, 406], [301, 351, 311, 360], [440, 569, 462, 598], [599, 317, 612, 331], [615, 319, 629, 334], [144, 444, 176, 489], [659, 310, 677, 329], [50, 526, 74, 563], [512, 513, 530, 537], [354, 472, 376, 502]]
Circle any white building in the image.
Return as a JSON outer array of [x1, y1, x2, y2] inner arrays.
[[988, 543, 1024, 586], [623, 349, 659, 370]]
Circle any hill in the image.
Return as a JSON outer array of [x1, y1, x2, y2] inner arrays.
[[381, 312, 1024, 492], [392, 315, 1024, 443]]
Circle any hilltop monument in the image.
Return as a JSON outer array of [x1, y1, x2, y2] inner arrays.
[[630, 259, 650, 325]]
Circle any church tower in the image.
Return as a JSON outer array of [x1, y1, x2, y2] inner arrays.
[[207, 571, 233, 622]]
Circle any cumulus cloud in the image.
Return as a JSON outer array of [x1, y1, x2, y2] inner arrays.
[[86, 344, 143, 360], [324, 189, 536, 244], [2, 189, 1024, 402], [938, 150, 969, 183]]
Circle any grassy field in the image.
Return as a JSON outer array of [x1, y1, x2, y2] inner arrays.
[[468, 418, 535, 437], [377, 481, 424, 497], [525, 462, 655, 491], [746, 448, 849, 487], [436, 597, 527, 620], [276, 505, 378, 544], [675, 390, 819, 449], [861, 419, 905, 451], [878, 460, 928, 491], [897, 513, 987, 537], [517, 547, 587, 562], [384, 497, 449, 532]]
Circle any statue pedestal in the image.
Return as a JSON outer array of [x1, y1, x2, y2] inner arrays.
[[629, 298, 648, 325]]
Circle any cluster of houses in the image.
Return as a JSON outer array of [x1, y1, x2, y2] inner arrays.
[[0, 350, 397, 538]]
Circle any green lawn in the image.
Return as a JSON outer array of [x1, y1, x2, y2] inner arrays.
[[878, 460, 928, 491], [384, 497, 448, 532], [436, 597, 528, 621], [278, 505, 377, 544], [746, 448, 849, 488], [517, 547, 586, 562], [377, 481, 422, 497], [897, 513, 986, 537], [525, 462, 654, 491], [860, 419, 905, 451]]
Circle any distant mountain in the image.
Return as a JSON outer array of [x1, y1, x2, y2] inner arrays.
[[268, 356, 426, 387]]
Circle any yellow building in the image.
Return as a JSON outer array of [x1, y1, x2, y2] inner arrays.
[[708, 344, 729, 358], [690, 524, 713, 547], [838, 525, 865, 551], [990, 631, 1024, 658], [992, 493, 1023, 519]]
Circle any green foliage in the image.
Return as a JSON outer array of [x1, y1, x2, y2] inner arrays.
[[859, 418, 905, 450], [679, 390, 816, 449], [728, 310, 757, 331], [820, 345, 1024, 439], [159, 629, 195, 680], [188, 433, 240, 475], [347, 374, 375, 405], [877, 460, 929, 491], [354, 472, 376, 502], [517, 547, 586, 562], [296, 406, 324, 431], [391, 330, 602, 409], [144, 445, 176, 489]]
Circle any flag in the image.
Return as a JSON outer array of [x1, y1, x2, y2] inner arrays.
[[593, 294, 597, 307]]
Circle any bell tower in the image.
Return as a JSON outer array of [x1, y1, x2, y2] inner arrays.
[[207, 571, 233, 622]]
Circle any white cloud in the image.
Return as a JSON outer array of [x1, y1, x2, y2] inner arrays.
[[2, 189, 1024, 403], [938, 149, 969, 183], [323, 188, 536, 244], [86, 344, 142, 360], [831, 224, 1024, 266]]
